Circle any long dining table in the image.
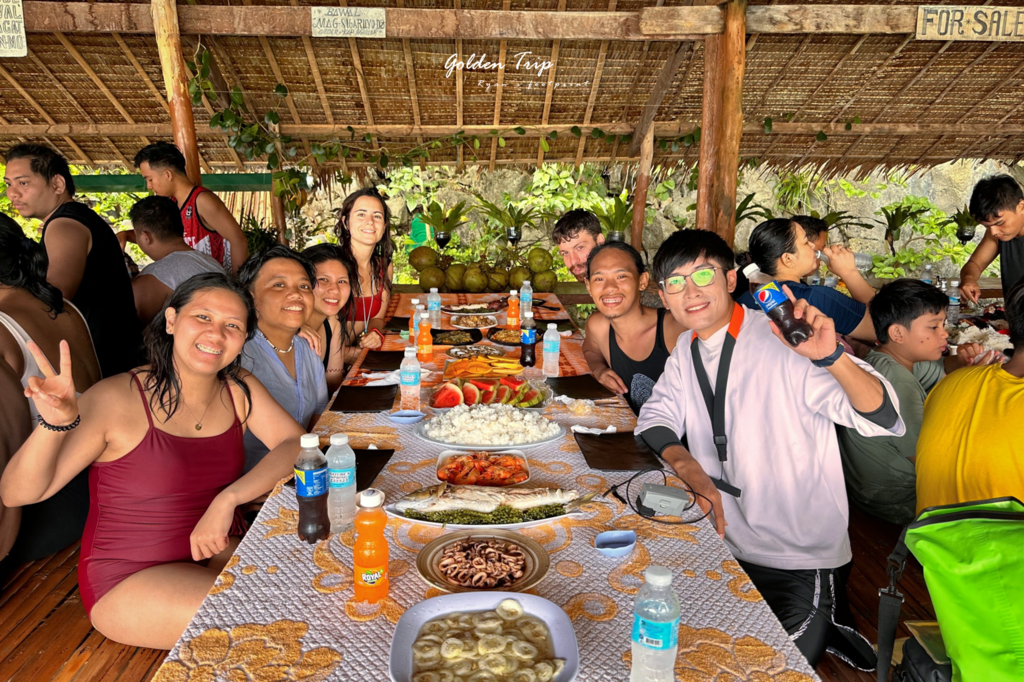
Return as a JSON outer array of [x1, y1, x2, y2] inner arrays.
[[151, 293, 820, 682]]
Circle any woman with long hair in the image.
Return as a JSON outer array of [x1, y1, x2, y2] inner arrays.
[[238, 246, 328, 471], [0, 213, 100, 571], [0, 272, 304, 649], [301, 243, 353, 395], [335, 187, 394, 362], [736, 218, 876, 342]]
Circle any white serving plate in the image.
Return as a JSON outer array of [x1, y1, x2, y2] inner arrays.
[[413, 421, 566, 451], [436, 449, 531, 485], [450, 314, 499, 330], [389, 592, 580, 682], [385, 503, 583, 532]]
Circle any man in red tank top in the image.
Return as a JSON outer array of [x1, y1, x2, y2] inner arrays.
[[122, 142, 248, 273]]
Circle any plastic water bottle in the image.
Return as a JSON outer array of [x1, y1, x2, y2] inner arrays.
[[295, 434, 329, 544], [946, 279, 961, 327], [520, 280, 534, 316], [543, 323, 560, 377], [427, 287, 442, 329], [408, 298, 421, 341], [412, 304, 426, 341], [326, 433, 357, 533], [816, 250, 874, 270], [400, 346, 421, 411], [630, 566, 681, 682], [921, 264, 934, 286]]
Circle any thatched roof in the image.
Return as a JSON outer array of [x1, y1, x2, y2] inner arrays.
[[2, 0, 1023, 175]]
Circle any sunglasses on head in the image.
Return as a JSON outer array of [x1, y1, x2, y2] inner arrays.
[[659, 266, 722, 294]]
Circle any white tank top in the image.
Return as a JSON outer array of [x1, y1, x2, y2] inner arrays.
[[0, 301, 93, 421]]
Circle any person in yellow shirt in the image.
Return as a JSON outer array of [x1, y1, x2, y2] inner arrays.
[[916, 281, 1024, 512]]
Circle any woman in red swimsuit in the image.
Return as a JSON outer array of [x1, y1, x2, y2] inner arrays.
[[0, 272, 305, 649], [336, 187, 394, 363]]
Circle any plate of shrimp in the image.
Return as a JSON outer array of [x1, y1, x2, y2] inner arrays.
[[436, 450, 530, 487]]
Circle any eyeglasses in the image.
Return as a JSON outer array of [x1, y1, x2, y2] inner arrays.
[[659, 266, 721, 294]]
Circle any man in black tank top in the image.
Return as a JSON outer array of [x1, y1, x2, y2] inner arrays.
[[4, 145, 142, 377], [960, 174, 1024, 305], [581, 243, 687, 415]]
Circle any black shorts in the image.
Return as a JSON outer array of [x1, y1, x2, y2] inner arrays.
[[739, 560, 876, 671]]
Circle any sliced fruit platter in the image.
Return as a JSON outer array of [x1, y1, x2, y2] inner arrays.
[[429, 376, 548, 410], [436, 449, 530, 486], [443, 355, 523, 380]]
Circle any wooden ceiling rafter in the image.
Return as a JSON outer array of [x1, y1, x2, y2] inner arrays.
[[752, 33, 813, 115], [537, 0, 567, 166], [627, 39, 690, 158], [616, 0, 665, 161], [454, 0, 463, 169], [576, 0, 617, 168], [395, 0, 424, 158], [338, 0, 378, 152], [488, 0, 513, 171], [177, 59, 240, 171], [0, 63, 95, 165], [290, 0, 333, 126]]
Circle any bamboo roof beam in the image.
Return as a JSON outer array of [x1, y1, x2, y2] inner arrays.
[[454, 0, 463, 169], [394, 0, 423, 157], [489, 0, 513, 171], [628, 40, 690, 158], [177, 57, 243, 171], [664, 41, 701, 123], [290, 0, 333, 126], [54, 32, 139, 133], [205, 37, 259, 119], [752, 33, 812, 115], [830, 34, 913, 126], [576, 0, 617, 168], [113, 33, 168, 115], [537, 0, 567, 166], [339, 0, 378, 152], [618, 0, 662, 132]]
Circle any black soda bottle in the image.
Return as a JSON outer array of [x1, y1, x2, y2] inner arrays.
[[295, 433, 329, 544], [751, 281, 814, 347], [520, 311, 538, 367]]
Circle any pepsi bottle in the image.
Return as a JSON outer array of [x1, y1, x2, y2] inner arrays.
[[295, 433, 330, 544], [751, 281, 814, 347]]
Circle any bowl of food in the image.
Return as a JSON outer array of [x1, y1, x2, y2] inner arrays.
[[452, 314, 499, 330], [416, 404, 565, 450], [488, 328, 523, 346], [415, 529, 549, 593], [436, 449, 530, 486], [389, 593, 578, 682], [446, 345, 506, 360]]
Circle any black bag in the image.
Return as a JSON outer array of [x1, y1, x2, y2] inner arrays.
[[892, 639, 953, 682]]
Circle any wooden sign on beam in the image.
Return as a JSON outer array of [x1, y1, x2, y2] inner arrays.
[[0, 0, 27, 57], [311, 6, 385, 39], [917, 6, 1024, 41]]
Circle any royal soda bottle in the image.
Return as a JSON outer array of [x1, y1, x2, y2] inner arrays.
[[295, 433, 329, 544], [353, 489, 390, 603]]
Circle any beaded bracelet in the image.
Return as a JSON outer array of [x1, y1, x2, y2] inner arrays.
[[37, 414, 81, 432]]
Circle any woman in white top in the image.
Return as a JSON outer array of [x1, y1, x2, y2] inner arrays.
[[0, 214, 101, 571]]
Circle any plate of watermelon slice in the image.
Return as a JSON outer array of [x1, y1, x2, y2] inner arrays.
[[428, 376, 551, 411]]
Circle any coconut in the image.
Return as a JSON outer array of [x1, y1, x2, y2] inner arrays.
[[463, 267, 488, 293], [527, 248, 553, 273], [409, 246, 438, 272], [508, 266, 531, 290], [533, 269, 558, 293], [487, 270, 508, 292], [419, 266, 447, 291], [445, 263, 467, 292]]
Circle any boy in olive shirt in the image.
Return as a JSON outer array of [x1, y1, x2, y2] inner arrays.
[[838, 279, 1001, 523]]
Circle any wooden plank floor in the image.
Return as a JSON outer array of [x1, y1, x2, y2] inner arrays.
[[0, 505, 932, 682]]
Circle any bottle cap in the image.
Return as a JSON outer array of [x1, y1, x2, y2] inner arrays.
[[404, 346, 416, 355], [524, 280, 531, 285], [420, 311, 429, 319], [430, 288, 438, 293], [359, 488, 384, 508], [524, 311, 534, 318], [548, 323, 557, 329], [644, 565, 672, 587], [741, 263, 761, 278], [300, 433, 320, 449], [411, 298, 420, 305], [510, 290, 517, 296], [951, 279, 960, 287], [330, 433, 349, 445]]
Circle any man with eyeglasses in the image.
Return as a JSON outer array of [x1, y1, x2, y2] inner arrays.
[[636, 229, 905, 671], [580, 242, 687, 415]]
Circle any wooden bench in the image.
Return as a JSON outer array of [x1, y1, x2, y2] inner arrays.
[[0, 505, 933, 681]]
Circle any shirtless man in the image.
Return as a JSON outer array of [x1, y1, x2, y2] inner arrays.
[[581, 242, 686, 415], [121, 142, 248, 273]]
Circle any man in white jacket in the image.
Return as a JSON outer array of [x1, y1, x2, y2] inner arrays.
[[637, 229, 905, 671]]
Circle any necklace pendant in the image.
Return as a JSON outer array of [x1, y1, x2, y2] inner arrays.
[[195, 423, 202, 431]]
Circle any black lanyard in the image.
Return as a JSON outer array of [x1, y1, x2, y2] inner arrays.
[[689, 303, 743, 498]]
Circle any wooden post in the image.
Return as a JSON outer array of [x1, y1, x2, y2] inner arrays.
[[631, 125, 654, 250], [272, 194, 288, 244], [696, 0, 746, 245], [151, 0, 203, 186]]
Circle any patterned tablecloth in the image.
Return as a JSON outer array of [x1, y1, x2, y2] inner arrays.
[[153, 402, 821, 681]]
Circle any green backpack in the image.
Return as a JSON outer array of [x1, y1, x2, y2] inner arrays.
[[876, 497, 1024, 682]]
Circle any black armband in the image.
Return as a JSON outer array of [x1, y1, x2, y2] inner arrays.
[[640, 426, 683, 456], [855, 383, 899, 429]]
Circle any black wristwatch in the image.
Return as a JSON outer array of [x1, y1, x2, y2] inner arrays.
[[811, 342, 846, 368]]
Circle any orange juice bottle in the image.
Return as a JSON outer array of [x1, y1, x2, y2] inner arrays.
[[416, 312, 433, 363], [353, 489, 389, 603], [507, 289, 521, 330]]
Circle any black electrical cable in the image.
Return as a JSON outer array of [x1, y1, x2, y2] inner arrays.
[[600, 468, 714, 526]]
